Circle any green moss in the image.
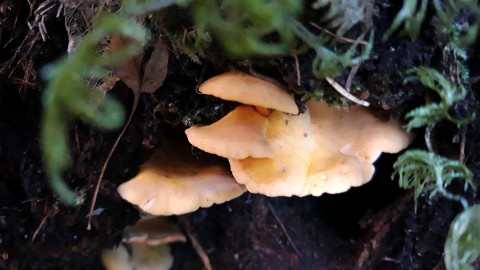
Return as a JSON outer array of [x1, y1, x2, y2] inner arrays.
[[445, 205, 480, 270], [191, 0, 302, 56], [392, 150, 474, 209], [384, 0, 480, 47], [161, 0, 374, 78]]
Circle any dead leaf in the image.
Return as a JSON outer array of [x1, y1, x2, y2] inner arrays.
[[96, 75, 120, 94], [110, 35, 143, 91], [140, 39, 169, 93]]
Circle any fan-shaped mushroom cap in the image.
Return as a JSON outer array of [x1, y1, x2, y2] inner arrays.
[[117, 139, 246, 215], [305, 101, 412, 195], [186, 105, 274, 159], [123, 217, 186, 246], [102, 217, 184, 270], [199, 71, 299, 114], [228, 101, 411, 196], [102, 244, 173, 270], [229, 109, 313, 196]]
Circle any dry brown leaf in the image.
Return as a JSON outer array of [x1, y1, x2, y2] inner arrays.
[[110, 35, 142, 91], [141, 39, 169, 93]]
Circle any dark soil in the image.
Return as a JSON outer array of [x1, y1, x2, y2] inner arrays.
[[1, 1, 479, 270]]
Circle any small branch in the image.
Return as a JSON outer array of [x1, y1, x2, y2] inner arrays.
[[459, 125, 467, 163], [308, 22, 369, 45], [32, 214, 49, 243], [345, 64, 361, 92], [87, 93, 139, 230], [32, 203, 59, 243], [293, 54, 301, 86], [325, 77, 370, 107], [266, 201, 301, 257], [178, 216, 212, 270]]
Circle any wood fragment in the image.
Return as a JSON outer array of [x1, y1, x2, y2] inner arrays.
[[325, 77, 370, 107]]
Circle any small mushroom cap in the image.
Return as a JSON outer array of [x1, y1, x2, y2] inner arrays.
[[186, 105, 274, 159], [229, 109, 313, 196], [117, 139, 246, 215], [102, 244, 173, 270], [199, 71, 299, 114], [123, 217, 186, 246], [305, 101, 412, 195]]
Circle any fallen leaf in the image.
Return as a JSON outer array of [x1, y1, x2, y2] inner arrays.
[[110, 35, 142, 91], [141, 39, 169, 93]]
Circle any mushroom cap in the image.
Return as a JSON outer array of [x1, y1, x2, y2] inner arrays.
[[199, 71, 299, 114], [117, 139, 246, 215], [102, 244, 173, 270], [186, 105, 274, 159], [228, 101, 411, 197], [305, 101, 412, 195], [123, 217, 186, 246], [229, 109, 313, 196]]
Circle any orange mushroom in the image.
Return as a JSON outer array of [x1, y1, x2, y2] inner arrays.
[[186, 105, 274, 159], [229, 109, 313, 196], [102, 217, 184, 270], [185, 72, 411, 197], [198, 71, 299, 115], [123, 217, 186, 245], [117, 139, 246, 216], [305, 101, 412, 195], [230, 101, 411, 196]]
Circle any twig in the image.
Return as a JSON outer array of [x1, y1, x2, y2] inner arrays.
[[178, 216, 213, 270], [325, 77, 370, 107], [308, 21, 369, 45], [32, 214, 49, 243], [32, 203, 59, 243], [459, 125, 467, 163], [293, 54, 301, 86], [345, 64, 361, 92], [266, 201, 301, 257], [87, 93, 139, 230]]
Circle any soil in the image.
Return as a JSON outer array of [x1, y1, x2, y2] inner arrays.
[[0, 1, 479, 270]]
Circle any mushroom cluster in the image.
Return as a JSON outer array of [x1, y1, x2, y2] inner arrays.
[[186, 72, 412, 197], [117, 71, 411, 216]]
